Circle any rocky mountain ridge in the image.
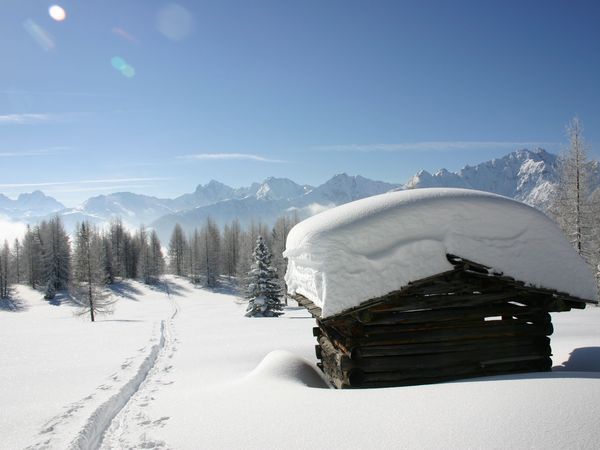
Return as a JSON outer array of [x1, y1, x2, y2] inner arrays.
[[1, 148, 593, 241]]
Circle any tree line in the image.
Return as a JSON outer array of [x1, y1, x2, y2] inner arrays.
[[0, 213, 300, 317], [2, 117, 598, 312], [167, 213, 299, 289]]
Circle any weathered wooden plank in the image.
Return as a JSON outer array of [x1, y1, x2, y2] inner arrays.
[[351, 335, 551, 359], [356, 357, 553, 388], [341, 356, 553, 388], [368, 293, 516, 314], [336, 321, 554, 348], [356, 302, 547, 325], [353, 314, 551, 336], [340, 344, 551, 373], [318, 333, 346, 389]]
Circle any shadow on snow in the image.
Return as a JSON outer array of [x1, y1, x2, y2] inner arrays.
[[0, 293, 27, 312], [109, 282, 144, 301], [554, 346, 600, 372]]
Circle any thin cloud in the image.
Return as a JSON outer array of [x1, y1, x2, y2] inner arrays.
[[0, 113, 55, 125], [1, 89, 116, 98], [42, 185, 155, 194], [0, 177, 171, 189], [179, 153, 286, 163], [313, 141, 558, 152], [0, 146, 69, 157], [0, 112, 90, 125]]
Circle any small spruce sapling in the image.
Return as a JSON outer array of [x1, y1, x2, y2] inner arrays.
[[245, 236, 283, 317]]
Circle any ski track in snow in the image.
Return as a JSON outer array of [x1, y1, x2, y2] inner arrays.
[[97, 282, 180, 450], [27, 280, 179, 450]]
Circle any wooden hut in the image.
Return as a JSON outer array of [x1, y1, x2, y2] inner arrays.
[[284, 189, 598, 388]]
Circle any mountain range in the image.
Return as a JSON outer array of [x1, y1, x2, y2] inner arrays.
[[1, 148, 595, 241]]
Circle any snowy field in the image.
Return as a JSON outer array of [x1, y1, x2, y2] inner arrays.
[[1, 276, 600, 449]]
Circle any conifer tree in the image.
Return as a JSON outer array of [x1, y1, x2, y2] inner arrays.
[[137, 225, 151, 284], [39, 217, 71, 299], [101, 235, 114, 285], [109, 218, 126, 279], [189, 229, 201, 284], [123, 232, 140, 279], [245, 236, 283, 317], [149, 230, 165, 283], [168, 224, 188, 276], [0, 240, 10, 299], [12, 238, 22, 284], [199, 218, 221, 287], [222, 219, 241, 278], [22, 225, 42, 289], [550, 117, 595, 262], [72, 222, 113, 322]]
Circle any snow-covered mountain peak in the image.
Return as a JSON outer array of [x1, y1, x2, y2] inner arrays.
[[197, 179, 232, 195], [406, 148, 560, 207], [306, 173, 399, 204], [255, 177, 306, 200], [4, 190, 65, 217]]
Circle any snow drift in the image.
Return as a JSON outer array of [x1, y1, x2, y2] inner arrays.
[[243, 350, 330, 388], [284, 188, 597, 318]]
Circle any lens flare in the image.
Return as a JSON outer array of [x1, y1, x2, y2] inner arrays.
[[111, 56, 136, 78], [121, 65, 136, 78], [49, 5, 67, 22], [157, 3, 194, 42], [111, 27, 139, 44], [23, 19, 55, 51], [111, 56, 127, 71]]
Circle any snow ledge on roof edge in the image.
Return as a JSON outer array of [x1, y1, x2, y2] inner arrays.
[[284, 188, 597, 318]]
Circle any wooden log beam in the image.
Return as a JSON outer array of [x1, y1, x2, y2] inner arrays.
[[351, 335, 551, 359], [339, 356, 553, 388], [355, 302, 548, 325], [338, 321, 554, 348], [340, 343, 551, 373]]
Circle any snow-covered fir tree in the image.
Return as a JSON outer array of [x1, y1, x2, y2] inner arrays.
[[245, 236, 283, 317], [237, 220, 271, 288]]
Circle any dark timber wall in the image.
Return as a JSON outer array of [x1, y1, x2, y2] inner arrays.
[[294, 255, 593, 389]]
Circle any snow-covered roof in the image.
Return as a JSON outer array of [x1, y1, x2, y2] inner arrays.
[[284, 188, 597, 318]]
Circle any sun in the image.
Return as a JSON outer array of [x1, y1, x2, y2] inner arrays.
[[48, 5, 67, 22]]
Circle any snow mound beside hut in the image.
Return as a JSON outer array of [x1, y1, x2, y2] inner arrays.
[[284, 188, 597, 318], [243, 350, 330, 388]]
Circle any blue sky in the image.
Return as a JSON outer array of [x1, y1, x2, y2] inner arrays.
[[1, 0, 600, 206]]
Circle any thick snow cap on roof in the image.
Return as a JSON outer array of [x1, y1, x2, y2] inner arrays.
[[284, 188, 597, 318]]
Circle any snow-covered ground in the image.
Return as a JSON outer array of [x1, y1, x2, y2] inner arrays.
[[1, 276, 599, 449]]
